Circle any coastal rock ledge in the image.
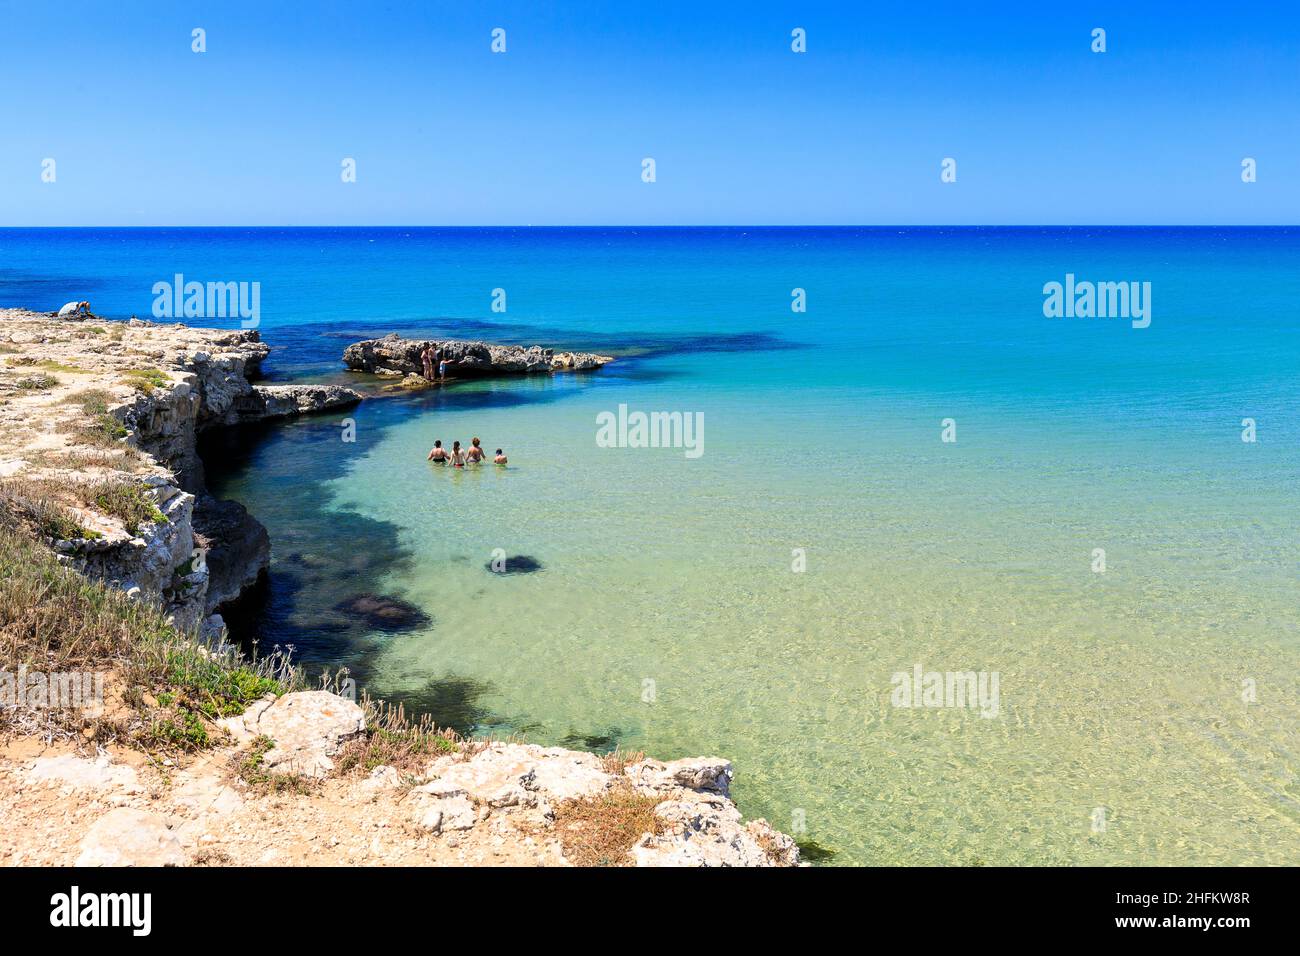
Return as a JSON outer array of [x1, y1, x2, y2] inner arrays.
[[0, 308, 361, 631], [343, 333, 613, 377], [0, 690, 802, 867]]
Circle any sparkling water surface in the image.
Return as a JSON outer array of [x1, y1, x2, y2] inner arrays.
[[3, 227, 1297, 865]]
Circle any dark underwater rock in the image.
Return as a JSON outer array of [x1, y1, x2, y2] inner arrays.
[[483, 554, 544, 575], [332, 592, 431, 631]]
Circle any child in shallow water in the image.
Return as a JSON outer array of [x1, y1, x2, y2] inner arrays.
[[493, 448, 508, 465]]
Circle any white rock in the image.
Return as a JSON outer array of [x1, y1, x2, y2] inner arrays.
[[75, 808, 185, 867], [236, 691, 365, 778], [25, 754, 143, 794], [626, 757, 733, 796]]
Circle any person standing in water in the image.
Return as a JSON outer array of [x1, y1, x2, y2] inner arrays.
[[449, 440, 466, 468], [466, 437, 485, 463], [493, 448, 508, 465], [427, 440, 448, 463]]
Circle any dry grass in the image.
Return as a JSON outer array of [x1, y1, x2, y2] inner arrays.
[[0, 478, 98, 541], [192, 847, 233, 866], [63, 389, 128, 447], [333, 690, 462, 776], [0, 520, 299, 748], [600, 747, 646, 774], [549, 782, 665, 867]]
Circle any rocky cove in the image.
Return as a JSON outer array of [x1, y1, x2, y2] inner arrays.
[[0, 308, 800, 867]]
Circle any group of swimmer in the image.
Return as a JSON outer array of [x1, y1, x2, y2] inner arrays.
[[417, 348, 508, 468], [427, 436, 507, 468]]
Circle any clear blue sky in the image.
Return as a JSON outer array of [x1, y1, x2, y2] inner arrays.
[[2, 0, 1297, 225]]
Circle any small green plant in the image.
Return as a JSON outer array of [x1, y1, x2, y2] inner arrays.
[[235, 735, 320, 796], [15, 374, 57, 390], [35, 359, 86, 374], [92, 481, 166, 535], [143, 707, 212, 750], [161, 648, 283, 720], [119, 368, 170, 393]]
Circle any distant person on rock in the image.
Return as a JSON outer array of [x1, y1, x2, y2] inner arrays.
[[427, 440, 448, 463], [420, 345, 435, 380], [57, 300, 90, 318], [493, 448, 508, 465]]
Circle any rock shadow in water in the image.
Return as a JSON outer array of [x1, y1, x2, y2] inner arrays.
[[385, 675, 497, 737], [560, 729, 626, 753]]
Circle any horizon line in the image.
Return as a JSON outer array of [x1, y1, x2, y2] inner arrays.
[[1, 224, 1297, 230]]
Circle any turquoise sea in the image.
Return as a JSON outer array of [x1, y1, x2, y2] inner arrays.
[[2, 227, 1297, 865]]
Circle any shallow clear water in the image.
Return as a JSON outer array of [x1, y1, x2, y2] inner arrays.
[[4, 227, 1297, 865]]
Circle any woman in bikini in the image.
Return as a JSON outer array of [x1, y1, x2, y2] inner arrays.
[[427, 440, 448, 463], [449, 440, 466, 468], [466, 437, 485, 464]]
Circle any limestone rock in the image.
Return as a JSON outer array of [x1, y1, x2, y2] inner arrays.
[[409, 783, 478, 834], [75, 808, 185, 867], [626, 757, 734, 797], [424, 743, 612, 809], [342, 334, 611, 378], [25, 754, 143, 794], [235, 384, 362, 420], [193, 494, 270, 612], [629, 795, 783, 867], [237, 691, 365, 778]]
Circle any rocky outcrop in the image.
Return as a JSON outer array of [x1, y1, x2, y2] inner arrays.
[[220, 691, 367, 778], [405, 743, 800, 866], [235, 384, 361, 421], [0, 693, 802, 867], [192, 495, 271, 612], [0, 309, 362, 630], [342, 333, 612, 378]]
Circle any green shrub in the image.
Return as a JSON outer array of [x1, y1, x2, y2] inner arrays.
[[92, 481, 166, 535]]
